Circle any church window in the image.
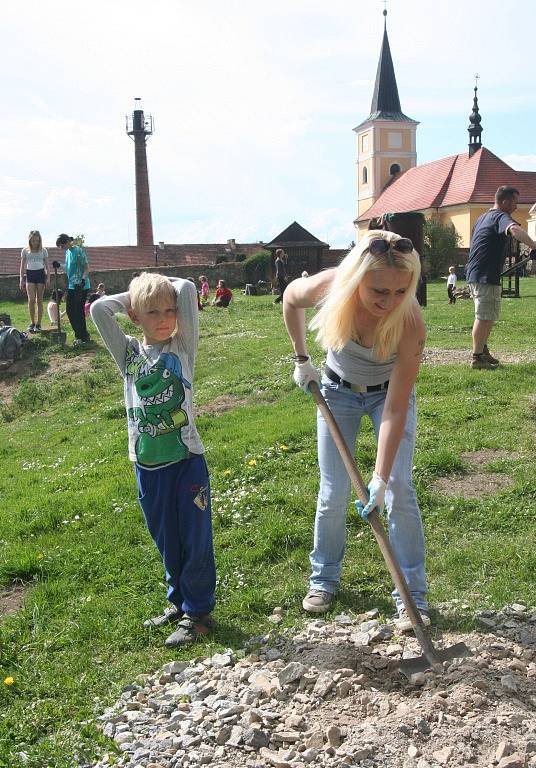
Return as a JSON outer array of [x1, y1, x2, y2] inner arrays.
[[361, 134, 369, 152], [362, 167, 368, 185], [389, 163, 401, 175]]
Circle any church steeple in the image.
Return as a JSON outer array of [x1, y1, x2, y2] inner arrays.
[[353, 9, 418, 221], [468, 75, 483, 158], [370, 9, 402, 116], [357, 9, 415, 125]]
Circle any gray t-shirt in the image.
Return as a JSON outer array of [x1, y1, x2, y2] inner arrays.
[[90, 279, 204, 468]]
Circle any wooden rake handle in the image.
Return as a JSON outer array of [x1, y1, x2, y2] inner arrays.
[[308, 381, 438, 659]]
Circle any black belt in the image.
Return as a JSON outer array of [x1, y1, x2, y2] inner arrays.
[[324, 365, 389, 393]]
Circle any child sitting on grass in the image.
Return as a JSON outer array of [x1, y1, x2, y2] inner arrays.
[[47, 290, 66, 325], [212, 279, 233, 307], [90, 272, 216, 647]]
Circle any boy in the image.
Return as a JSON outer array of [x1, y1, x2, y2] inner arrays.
[[91, 273, 216, 647], [446, 265, 457, 304]]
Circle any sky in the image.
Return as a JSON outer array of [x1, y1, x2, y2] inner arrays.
[[1, 0, 535, 249]]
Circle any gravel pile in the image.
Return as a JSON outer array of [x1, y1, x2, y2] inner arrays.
[[87, 602, 536, 768]]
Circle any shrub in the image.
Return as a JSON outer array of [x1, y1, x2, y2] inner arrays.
[[244, 250, 272, 283], [423, 218, 462, 278], [235, 253, 247, 263], [215, 255, 227, 265]]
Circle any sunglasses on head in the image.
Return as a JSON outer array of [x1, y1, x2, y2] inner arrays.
[[368, 237, 414, 256]]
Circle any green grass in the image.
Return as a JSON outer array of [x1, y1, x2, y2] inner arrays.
[[0, 280, 535, 766]]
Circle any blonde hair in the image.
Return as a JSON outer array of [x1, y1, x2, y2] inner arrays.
[[310, 230, 421, 360], [129, 272, 176, 313], [28, 230, 42, 252]]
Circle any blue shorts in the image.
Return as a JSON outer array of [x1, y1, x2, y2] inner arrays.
[[26, 268, 46, 285]]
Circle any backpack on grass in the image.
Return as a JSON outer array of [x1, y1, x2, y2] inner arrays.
[[0, 326, 23, 361]]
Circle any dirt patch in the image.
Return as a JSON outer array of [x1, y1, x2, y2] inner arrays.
[[432, 449, 520, 498], [461, 449, 519, 467], [422, 347, 536, 366], [196, 395, 249, 416], [432, 471, 513, 499], [0, 346, 94, 406], [0, 582, 28, 619]]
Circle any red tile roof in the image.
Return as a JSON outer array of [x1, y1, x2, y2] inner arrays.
[[357, 147, 536, 222]]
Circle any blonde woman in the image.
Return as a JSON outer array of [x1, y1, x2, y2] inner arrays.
[[20, 230, 49, 332], [283, 231, 429, 631]]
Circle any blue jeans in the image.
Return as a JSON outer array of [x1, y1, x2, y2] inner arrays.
[[310, 378, 428, 612]]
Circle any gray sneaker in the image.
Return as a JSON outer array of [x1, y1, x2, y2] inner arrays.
[[164, 614, 215, 647], [302, 589, 333, 614], [394, 609, 431, 633], [143, 605, 182, 629]]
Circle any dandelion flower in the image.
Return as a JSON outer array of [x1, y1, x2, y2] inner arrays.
[[247, 459, 257, 466], [223, 469, 232, 476], [279, 444, 289, 451], [3, 677, 14, 686]]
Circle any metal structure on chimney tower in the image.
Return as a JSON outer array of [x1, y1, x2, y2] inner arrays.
[[126, 98, 155, 248]]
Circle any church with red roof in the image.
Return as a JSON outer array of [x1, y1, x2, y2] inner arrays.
[[354, 12, 536, 247]]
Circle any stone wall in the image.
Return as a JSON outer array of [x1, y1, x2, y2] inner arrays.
[[0, 262, 247, 301]]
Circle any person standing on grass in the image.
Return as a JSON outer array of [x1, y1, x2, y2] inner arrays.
[[55, 234, 91, 346], [90, 272, 216, 647], [273, 249, 288, 304], [283, 231, 429, 632], [466, 185, 536, 370], [20, 230, 49, 332], [446, 266, 457, 304]]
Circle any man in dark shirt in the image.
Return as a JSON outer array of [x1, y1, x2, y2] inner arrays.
[[466, 186, 536, 369], [273, 249, 288, 304]]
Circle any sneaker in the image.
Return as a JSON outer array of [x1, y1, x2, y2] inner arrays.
[[72, 339, 83, 348], [482, 345, 499, 365], [302, 589, 333, 614], [143, 605, 182, 629], [34, 323, 41, 332], [164, 614, 215, 647], [471, 353, 498, 370], [27, 323, 35, 333], [394, 609, 431, 633]]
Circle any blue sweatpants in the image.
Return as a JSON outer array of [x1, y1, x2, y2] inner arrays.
[[135, 454, 216, 616]]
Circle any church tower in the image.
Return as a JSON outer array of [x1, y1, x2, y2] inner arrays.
[[354, 10, 418, 219]]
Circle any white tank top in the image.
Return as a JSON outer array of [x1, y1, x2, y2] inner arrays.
[[326, 339, 396, 386]]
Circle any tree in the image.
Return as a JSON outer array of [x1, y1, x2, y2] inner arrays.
[[422, 218, 461, 278], [244, 250, 272, 283], [73, 233, 86, 247]]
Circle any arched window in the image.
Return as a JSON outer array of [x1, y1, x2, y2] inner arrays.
[[389, 163, 401, 175], [362, 167, 368, 184]]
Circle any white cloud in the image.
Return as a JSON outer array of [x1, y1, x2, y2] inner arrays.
[[502, 155, 536, 172]]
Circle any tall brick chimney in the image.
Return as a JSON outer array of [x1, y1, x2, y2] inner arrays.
[[126, 98, 154, 247]]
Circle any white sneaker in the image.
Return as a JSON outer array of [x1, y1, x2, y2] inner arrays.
[[302, 589, 333, 613], [395, 609, 431, 633]]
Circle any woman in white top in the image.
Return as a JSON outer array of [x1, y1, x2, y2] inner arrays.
[[283, 231, 429, 631], [20, 230, 49, 332]]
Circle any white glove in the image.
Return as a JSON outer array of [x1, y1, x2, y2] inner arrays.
[[293, 357, 321, 393], [357, 472, 387, 518]]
